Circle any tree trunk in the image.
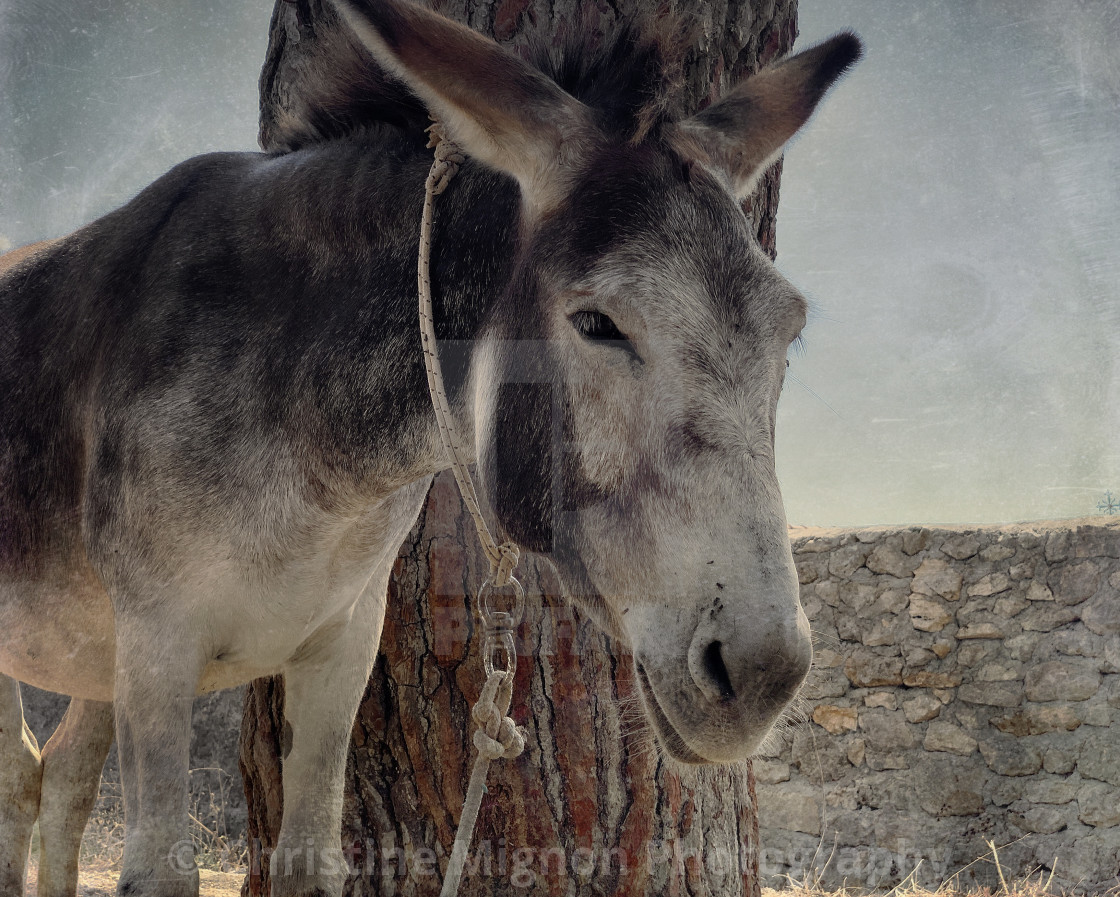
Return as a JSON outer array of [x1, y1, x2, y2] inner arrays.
[[240, 1, 797, 895]]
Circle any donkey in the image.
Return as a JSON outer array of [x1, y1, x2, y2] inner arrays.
[[0, 0, 860, 894]]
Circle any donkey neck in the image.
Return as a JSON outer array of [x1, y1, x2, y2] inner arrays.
[[271, 135, 523, 495]]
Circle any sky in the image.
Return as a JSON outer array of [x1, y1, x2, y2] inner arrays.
[[776, 0, 1120, 526], [0, 1, 1117, 528]]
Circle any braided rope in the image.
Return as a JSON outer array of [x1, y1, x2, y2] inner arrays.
[[418, 122, 520, 588], [419, 121, 526, 897]]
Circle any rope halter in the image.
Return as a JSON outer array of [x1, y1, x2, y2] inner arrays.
[[418, 119, 527, 897]]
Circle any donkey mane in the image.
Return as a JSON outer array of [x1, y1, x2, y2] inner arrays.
[[261, 7, 689, 152]]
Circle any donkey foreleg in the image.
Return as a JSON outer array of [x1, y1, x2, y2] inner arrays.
[[36, 698, 114, 897], [112, 620, 203, 897], [0, 674, 42, 897], [271, 587, 387, 897]]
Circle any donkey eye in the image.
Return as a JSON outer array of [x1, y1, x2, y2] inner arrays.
[[569, 310, 639, 363], [570, 310, 626, 342]]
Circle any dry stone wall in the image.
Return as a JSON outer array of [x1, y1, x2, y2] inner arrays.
[[758, 519, 1120, 893]]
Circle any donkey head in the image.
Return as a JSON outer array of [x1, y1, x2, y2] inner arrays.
[[333, 0, 860, 764]]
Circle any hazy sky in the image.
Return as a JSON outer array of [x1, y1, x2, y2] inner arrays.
[[0, 1, 1117, 527], [776, 0, 1120, 525]]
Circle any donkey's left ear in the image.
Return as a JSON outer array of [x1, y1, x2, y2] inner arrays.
[[329, 0, 597, 215], [676, 33, 862, 200]]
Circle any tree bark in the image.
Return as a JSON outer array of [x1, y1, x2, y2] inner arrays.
[[240, 1, 797, 895]]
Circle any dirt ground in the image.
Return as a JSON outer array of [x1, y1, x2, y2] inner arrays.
[[26, 864, 244, 897]]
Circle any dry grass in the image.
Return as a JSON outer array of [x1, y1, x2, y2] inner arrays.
[[26, 766, 248, 896], [763, 840, 1120, 897]]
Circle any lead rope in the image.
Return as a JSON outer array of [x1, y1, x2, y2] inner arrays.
[[419, 120, 527, 897]]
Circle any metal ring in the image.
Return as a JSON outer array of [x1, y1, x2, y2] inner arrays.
[[478, 575, 525, 627], [483, 630, 517, 679]]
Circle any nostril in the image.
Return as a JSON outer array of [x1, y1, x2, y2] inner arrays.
[[702, 640, 736, 701]]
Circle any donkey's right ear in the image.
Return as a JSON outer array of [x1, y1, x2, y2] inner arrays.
[[329, 0, 597, 215], [675, 32, 862, 200]]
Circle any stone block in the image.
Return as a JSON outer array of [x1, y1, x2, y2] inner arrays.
[[991, 704, 1081, 736], [845, 651, 904, 688], [867, 543, 916, 578], [924, 722, 977, 756], [909, 595, 953, 632], [989, 776, 1025, 806], [756, 782, 821, 835], [1082, 703, 1112, 726], [1053, 833, 1120, 891], [812, 704, 859, 734], [846, 739, 866, 767], [1081, 590, 1120, 636], [942, 534, 981, 560], [931, 639, 953, 658], [1019, 603, 1079, 631], [838, 582, 877, 614], [903, 693, 941, 723], [859, 709, 918, 752], [877, 587, 912, 614], [801, 668, 850, 700], [976, 661, 1021, 682], [1010, 805, 1068, 834], [1045, 628, 1105, 659], [1024, 661, 1100, 702], [928, 789, 984, 817], [911, 559, 962, 600], [1071, 527, 1120, 559], [1009, 560, 1037, 580], [1004, 632, 1041, 661], [904, 647, 936, 668], [958, 642, 998, 669], [1022, 776, 1078, 804], [993, 595, 1029, 618], [796, 535, 839, 554], [957, 622, 1006, 640], [1043, 749, 1076, 775], [829, 542, 871, 578], [862, 615, 910, 647], [864, 750, 909, 771], [968, 573, 1012, 597], [957, 681, 1022, 707], [814, 580, 840, 606], [754, 759, 792, 784], [792, 728, 853, 784], [1078, 782, 1120, 827], [796, 559, 821, 584], [1026, 580, 1054, 601], [864, 691, 897, 710], [979, 739, 1042, 776], [1079, 734, 1120, 785], [1055, 561, 1102, 606], [913, 757, 986, 817], [903, 670, 963, 688], [980, 543, 1017, 562], [1045, 531, 1070, 563], [901, 527, 931, 555]]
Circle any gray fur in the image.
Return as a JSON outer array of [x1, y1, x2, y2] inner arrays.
[[0, 2, 859, 894]]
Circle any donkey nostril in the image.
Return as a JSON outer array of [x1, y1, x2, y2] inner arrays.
[[703, 640, 735, 701]]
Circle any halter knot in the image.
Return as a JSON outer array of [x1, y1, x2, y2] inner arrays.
[[490, 541, 520, 588], [425, 121, 465, 196], [471, 670, 525, 761]]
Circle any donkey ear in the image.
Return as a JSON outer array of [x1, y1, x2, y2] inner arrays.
[[329, 0, 596, 213], [676, 33, 862, 200]]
